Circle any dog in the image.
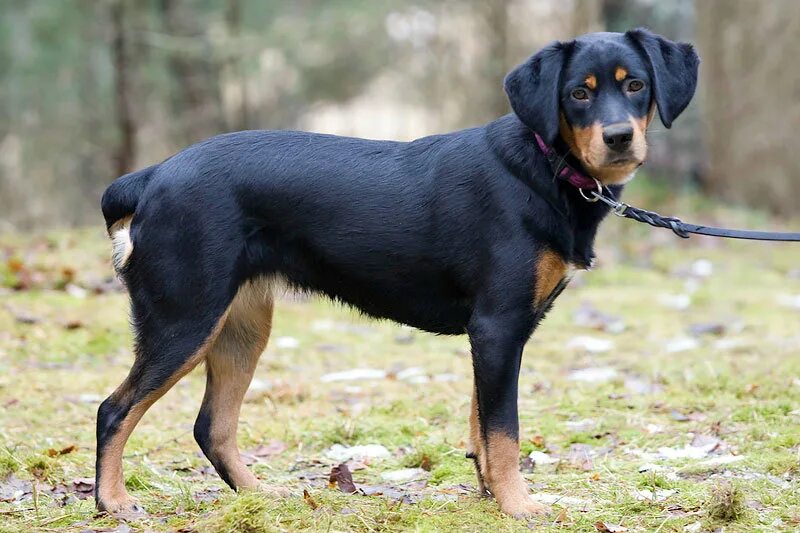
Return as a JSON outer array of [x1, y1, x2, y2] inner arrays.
[[96, 28, 698, 517]]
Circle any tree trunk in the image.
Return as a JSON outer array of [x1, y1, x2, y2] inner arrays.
[[111, 0, 136, 176], [225, 0, 249, 131], [573, 0, 603, 35], [160, 0, 225, 143], [697, 0, 800, 215], [482, 0, 511, 121]]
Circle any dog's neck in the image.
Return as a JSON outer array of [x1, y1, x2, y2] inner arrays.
[[485, 114, 623, 268]]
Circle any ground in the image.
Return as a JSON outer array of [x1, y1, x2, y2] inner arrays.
[[1, 185, 799, 532]]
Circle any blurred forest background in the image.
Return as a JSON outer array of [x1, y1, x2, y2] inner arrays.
[[0, 0, 798, 231]]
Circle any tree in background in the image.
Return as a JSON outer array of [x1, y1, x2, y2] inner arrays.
[[1, 0, 798, 229], [697, 0, 800, 215], [110, 0, 136, 176]]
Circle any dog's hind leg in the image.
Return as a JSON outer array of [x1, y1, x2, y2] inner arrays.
[[96, 220, 245, 512], [193, 278, 274, 491], [95, 306, 228, 513]]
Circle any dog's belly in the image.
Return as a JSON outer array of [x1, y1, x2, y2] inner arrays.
[[294, 272, 472, 335], [247, 232, 472, 334]]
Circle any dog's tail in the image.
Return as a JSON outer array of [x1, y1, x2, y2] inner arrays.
[[101, 165, 156, 273]]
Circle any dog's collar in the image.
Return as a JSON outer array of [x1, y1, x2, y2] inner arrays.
[[533, 132, 599, 192]]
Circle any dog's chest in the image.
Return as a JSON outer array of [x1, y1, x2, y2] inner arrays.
[[533, 251, 580, 308]]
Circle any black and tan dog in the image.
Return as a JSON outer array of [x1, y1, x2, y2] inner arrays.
[[97, 28, 698, 517]]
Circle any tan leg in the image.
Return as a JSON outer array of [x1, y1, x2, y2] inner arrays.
[[484, 432, 548, 517], [467, 388, 489, 496], [194, 279, 274, 490], [96, 314, 228, 513]]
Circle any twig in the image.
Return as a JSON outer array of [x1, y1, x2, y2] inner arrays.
[[0, 508, 34, 515]]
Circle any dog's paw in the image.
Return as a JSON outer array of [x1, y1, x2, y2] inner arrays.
[[500, 497, 550, 519], [96, 495, 145, 516]]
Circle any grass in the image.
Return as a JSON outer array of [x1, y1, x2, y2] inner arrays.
[[1, 186, 800, 531]]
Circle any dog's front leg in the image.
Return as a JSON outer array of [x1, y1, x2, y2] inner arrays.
[[468, 311, 549, 518]]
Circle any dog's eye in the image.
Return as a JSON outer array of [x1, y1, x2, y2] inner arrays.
[[627, 79, 645, 92], [571, 88, 589, 101]]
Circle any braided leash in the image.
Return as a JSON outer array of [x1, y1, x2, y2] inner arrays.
[[589, 185, 800, 242]]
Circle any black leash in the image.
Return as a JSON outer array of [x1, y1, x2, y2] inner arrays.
[[590, 187, 800, 242]]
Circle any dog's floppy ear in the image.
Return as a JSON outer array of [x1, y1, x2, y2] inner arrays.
[[504, 41, 567, 144], [626, 28, 699, 128]]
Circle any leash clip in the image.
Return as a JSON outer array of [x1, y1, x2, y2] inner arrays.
[[578, 177, 603, 203], [588, 187, 629, 217], [612, 201, 628, 217]]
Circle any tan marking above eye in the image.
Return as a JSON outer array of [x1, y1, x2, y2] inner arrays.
[[584, 74, 597, 90], [615, 67, 628, 82]]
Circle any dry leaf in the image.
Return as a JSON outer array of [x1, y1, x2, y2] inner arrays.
[[46, 444, 77, 457], [7, 257, 24, 273], [419, 454, 432, 471], [71, 477, 95, 498], [252, 440, 288, 457], [595, 522, 628, 532], [303, 489, 318, 509], [329, 463, 357, 493]]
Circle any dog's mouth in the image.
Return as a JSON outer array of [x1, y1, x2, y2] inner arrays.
[[604, 155, 641, 167], [581, 154, 644, 186]]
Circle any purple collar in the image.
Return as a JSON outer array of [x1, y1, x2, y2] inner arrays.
[[533, 132, 599, 190]]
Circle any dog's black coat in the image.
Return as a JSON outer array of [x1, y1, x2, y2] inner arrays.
[[97, 28, 699, 513], [105, 117, 616, 335]]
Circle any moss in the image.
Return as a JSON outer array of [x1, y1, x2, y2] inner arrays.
[[199, 491, 275, 533], [1, 223, 799, 531], [705, 481, 747, 523], [0, 449, 19, 478], [400, 442, 447, 471], [25, 456, 54, 481]]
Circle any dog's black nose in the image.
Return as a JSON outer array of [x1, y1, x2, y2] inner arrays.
[[602, 124, 634, 153]]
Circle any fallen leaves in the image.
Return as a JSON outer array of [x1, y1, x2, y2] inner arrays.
[[2, 245, 123, 294], [687, 321, 727, 337], [594, 521, 628, 532], [249, 440, 288, 458], [70, 477, 95, 499], [0, 475, 95, 506], [329, 463, 357, 493], [573, 301, 626, 334], [566, 444, 595, 471], [303, 489, 318, 509], [0, 476, 32, 503], [529, 434, 546, 448], [46, 444, 77, 457]]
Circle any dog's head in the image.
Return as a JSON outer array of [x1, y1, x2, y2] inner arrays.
[[504, 29, 699, 185]]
